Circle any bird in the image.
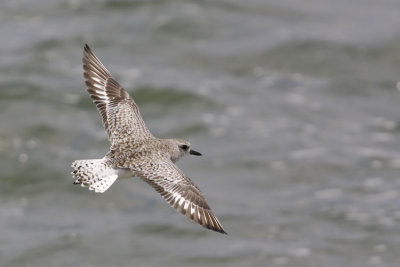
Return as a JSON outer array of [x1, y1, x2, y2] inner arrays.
[[71, 44, 226, 234]]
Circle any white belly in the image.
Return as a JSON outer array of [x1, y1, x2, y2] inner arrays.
[[116, 168, 135, 179]]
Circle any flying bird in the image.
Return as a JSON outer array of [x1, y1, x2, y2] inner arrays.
[[71, 44, 226, 234]]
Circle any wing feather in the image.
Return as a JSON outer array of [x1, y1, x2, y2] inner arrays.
[[131, 156, 226, 234], [82, 44, 153, 145]]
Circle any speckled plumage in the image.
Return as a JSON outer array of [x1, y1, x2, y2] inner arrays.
[[71, 44, 226, 234]]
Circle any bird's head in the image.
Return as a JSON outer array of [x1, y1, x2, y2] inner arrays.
[[168, 139, 202, 162]]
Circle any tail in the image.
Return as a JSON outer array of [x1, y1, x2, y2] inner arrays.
[[71, 158, 118, 193]]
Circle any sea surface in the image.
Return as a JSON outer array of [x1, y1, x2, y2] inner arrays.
[[2, 0, 400, 266]]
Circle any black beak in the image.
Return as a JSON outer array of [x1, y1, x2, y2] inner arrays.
[[189, 149, 202, 156]]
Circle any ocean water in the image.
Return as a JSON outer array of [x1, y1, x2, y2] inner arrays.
[[2, 0, 400, 266]]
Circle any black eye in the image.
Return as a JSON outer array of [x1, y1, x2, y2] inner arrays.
[[181, 145, 189, 151]]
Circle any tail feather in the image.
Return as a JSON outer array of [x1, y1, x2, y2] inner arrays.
[[71, 159, 118, 193]]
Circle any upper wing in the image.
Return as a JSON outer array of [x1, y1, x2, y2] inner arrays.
[[82, 44, 153, 145], [131, 156, 226, 234]]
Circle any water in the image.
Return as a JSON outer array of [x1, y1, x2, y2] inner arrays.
[[2, 0, 400, 266]]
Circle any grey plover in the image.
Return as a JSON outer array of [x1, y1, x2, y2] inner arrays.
[[71, 44, 226, 234]]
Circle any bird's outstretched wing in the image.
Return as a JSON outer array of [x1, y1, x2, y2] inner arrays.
[[131, 156, 226, 234], [82, 44, 153, 145]]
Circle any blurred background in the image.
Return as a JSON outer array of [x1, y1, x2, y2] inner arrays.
[[1, 0, 400, 266]]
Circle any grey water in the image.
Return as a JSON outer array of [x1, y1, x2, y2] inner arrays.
[[2, 0, 400, 266]]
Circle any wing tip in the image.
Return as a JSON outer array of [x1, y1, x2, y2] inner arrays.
[[83, 43, 92, 64], [207, 217, 228, 235], [83, 44, 95, 62], [214, 227, 228, 235]]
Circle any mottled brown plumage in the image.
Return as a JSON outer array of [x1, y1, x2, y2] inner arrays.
[[71, 44, 226, 234]]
